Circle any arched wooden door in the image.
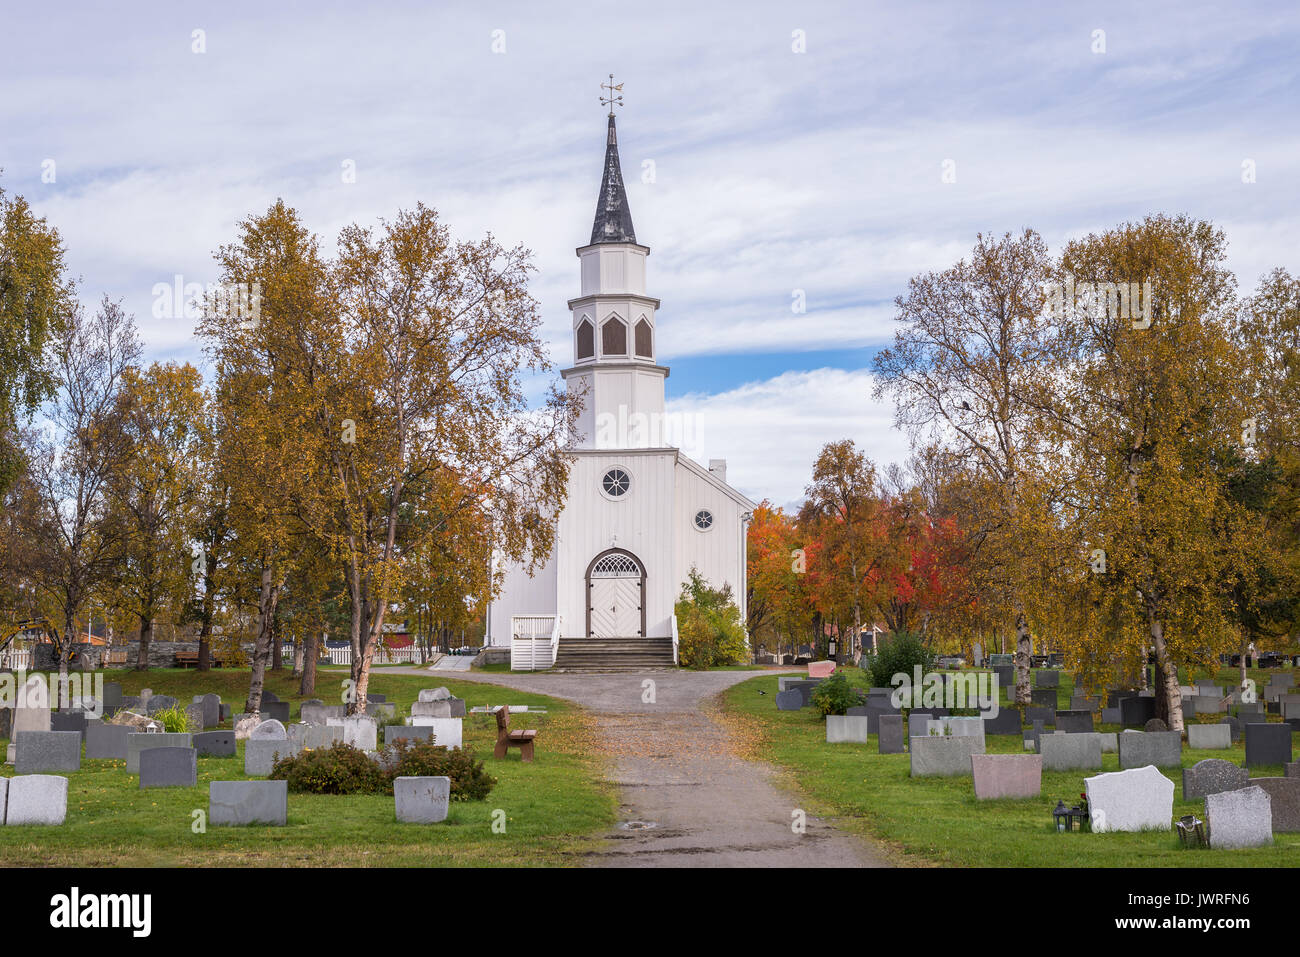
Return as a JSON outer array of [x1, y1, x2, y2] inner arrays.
[[586, 549, 646, 638]]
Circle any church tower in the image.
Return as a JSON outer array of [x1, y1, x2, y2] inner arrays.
[[561, 105, 669, 450]]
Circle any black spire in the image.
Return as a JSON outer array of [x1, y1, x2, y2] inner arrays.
[[590, 114, 636, 245]]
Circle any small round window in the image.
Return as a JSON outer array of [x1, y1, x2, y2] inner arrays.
[[602, 467, 631, 497], [694, 509, 714, 531]]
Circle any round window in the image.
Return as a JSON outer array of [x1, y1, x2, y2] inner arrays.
[[694, 509, 714, 531], [602, 467, 631, 497]]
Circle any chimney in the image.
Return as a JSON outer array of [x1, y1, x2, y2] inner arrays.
[[708, 458, 727, 484]]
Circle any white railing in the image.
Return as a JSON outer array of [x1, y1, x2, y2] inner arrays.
[[549, 615, 563, 670], [511, 615, 558, 671], [322, 645, 430, 666], [671, 614, 679, 666], [1, 649, 32, 670]]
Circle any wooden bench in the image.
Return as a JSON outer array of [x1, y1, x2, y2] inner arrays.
[[175, 650, 199, 668], [493, 706, 538, 762]]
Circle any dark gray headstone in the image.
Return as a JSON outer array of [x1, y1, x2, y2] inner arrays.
[[1056, 710, 1094, 734], [878, 714, 905, 754], [1182, 758, 1249, 801], [262, 701, 290, 723], [1117, 730, 1182, 769], [139, 746, 198, 788], [15, 730, 81, 773], [1101, 707, 1122, 725], [1031, 688, 1058, 709], [1245, 722, 1293, 768], [85, 722, 130, 759], [50, 711, 88, 736], [144, 695, 178, 714], [368, 693, 386, 703], [1249, 777, 1300, 832], [992, 665, 1014, 692], [1143, 717, 1168, 733], [193, 730, 236, 757], [1035, 670, 1059, 688], [775, 690, 803, 711], [1219, 716, 1242, 743], [1026, 706, 1055, 727], [195, 693, 221, 729], [983, 707, 1022, 735], [1120, 695, 1156, 728]]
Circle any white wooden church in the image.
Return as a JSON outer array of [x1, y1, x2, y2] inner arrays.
[[486, 103, 754, 669]]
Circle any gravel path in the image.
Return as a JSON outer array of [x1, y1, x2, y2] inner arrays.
[[392, 666, 892, 867]]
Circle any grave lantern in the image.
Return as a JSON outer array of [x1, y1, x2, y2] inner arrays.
[[1053, 800, 1070, 832]]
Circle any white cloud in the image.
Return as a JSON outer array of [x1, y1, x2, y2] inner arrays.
[[667, 367, 910, 509]]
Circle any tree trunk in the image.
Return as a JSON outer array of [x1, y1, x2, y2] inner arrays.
[[299, 630, 319, 696], [244, 561, 280, 714], [1147, 610, 1184, 732], [292, 635, 304, 677], [1013, 609, 1032, 706], [136, 615, 153, 671]]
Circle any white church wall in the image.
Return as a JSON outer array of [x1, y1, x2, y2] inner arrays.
[[556, 449, 679, 638], [487, 546, 558, 647], [672, 461, 749, 622]]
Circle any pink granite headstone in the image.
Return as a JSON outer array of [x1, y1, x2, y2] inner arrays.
[[808, 660, 836, 679]]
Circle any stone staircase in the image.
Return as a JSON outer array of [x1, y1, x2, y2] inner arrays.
[[552, 637, 676, 672]]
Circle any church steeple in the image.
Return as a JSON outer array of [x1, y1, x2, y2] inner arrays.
[[591, 78, 636, 245]]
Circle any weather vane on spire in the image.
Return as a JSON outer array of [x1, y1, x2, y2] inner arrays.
[[600, 74, 624, 116]]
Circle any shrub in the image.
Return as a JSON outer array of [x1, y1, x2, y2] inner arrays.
[[863, 631, 934, 690], [674, 567, 748, 669], [150, 703, 196, 733], [810, 673, 861, 716], [269, 742, 389, 795], [386, 739, 496, 802]]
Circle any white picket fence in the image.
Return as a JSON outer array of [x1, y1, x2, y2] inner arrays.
[[321, 645, 431, 666], [0, 649, 32, 670]]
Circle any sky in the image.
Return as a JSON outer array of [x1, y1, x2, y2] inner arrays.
[[2, 0, 1297, 509]]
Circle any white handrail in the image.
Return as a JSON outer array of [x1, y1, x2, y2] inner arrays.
[[671, 614, 679, 666], [549, 615, 562, 669]]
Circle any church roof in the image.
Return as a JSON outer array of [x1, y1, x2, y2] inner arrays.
[[590, 114, 637, 245]]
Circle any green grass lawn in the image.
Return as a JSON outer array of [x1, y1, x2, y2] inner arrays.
[[722, 667, 1300, 867], [0, 669, 617, 867]]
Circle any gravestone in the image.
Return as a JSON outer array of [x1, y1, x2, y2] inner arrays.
[[993, 665, 1014, 692], [1097, 732, 1119, 753], [1070, 695, 1101, 712], [1101, 707, 1122, 725], [139, 747, 198, 788], [1025, 718, 1045, 752], [1187, 723, 1232, 750], [1249, 777, 1300, 832], [1244, 722, 1292, 768], [394, 776, 451, 823], [195, 694, 221, 729], [14, 731, 81, 774], [1117, 730, 1182, 769], [85, 722, 130, 759], [1191, 696, 1225, 716], [261, 701, 290, 724], [244, 738, 293, 777], [1031, 688, 1058, 709], [126, 732, 193, 773], [186, 704, 206, 733], [4, 774, 68, 825], [1220, 716, 1242, 743], [50, 711, 88, 736], [288, 723, 344, 751], [971, 753, 1041, 799], [368, 693, 386, 703], [193, 730, 237, 758], [1085, 765, 1174, 833], [1182, 758, 1249, 801], [826, 715, 869, 744], [1039, 733, 1103, 771], [365, 701, 396, 720], [927, 717, 985, 744], [1143, 718, 1168, 733], [384, 724, 439, 746], [909, 736, 985, 777], [448, 698, 467, 718], [405, 717, 461, 748], [775, 690, 803, 711], [144, 695, 177, 714], [301, 702, 344, 724], [983, 707, 1022, 735], [1206, 786, 1273, 849], [878, 714, 904, 754], [233, 714, 262, 740], [1035, 670, 1059, 688], [210, 780, 287, 826], [261, 691, 280, 705], [412, 700, 452, 719], [249, 719, 287, 740], [103, 682, 123, 714], [1055, 710, 1094, 734], [1120, 695, 1156, 728], [907, 713, 931, 740], [786, 680, 823, 708], [1025, 706, 1055, 727]]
